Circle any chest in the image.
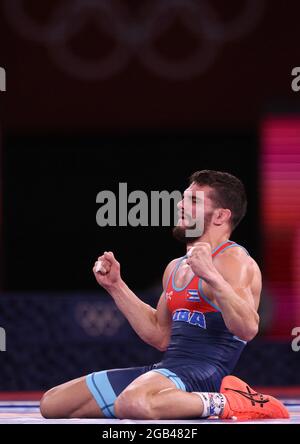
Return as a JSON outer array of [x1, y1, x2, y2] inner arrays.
[[166, 259, 219, 314]]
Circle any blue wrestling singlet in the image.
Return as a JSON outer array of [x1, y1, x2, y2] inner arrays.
[[86, 240, 248, 417]]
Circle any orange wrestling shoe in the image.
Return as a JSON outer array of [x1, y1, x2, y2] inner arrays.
[[220, 375, 289, 420]]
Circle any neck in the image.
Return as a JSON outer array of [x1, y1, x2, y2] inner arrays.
[[186, 232, 230, 253]]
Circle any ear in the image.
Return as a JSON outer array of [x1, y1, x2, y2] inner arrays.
[[213, 208, 231, 226]]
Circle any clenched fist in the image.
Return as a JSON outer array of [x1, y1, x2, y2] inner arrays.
[[93, 251, 121, 290], [186, 242, 217, 282]]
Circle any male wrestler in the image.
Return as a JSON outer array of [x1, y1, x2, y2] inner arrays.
[[40, 170, 289, 420]]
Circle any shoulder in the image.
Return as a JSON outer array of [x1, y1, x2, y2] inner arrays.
[[213, 245, 261, 286]]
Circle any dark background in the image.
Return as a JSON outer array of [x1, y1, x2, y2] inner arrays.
[[1, 0, 300, 131], [2, 130, 258, 292]]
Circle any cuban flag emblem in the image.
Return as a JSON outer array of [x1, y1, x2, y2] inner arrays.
[[186, 289, 200, 302]]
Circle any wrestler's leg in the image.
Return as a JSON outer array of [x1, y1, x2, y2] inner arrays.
[[40, 376, 102, 419], [115, 371, 290, 420], [40, 365, 154, 419], [115, 372, 290, 421], [115, 370, 204, 419]]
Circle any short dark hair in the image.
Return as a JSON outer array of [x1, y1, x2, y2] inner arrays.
[[189, 170, 247, 231]]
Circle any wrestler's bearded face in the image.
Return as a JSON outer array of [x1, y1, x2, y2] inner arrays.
[[172, 184, 215, 244]]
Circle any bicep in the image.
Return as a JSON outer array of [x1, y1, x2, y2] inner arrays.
[[215, 253, 259, 309], [154, 292, 172, 351], [155, 259, 177, 334], [156, 291, 172, 330], [233, 286, 257, 310], [154, 258, 179, 337]]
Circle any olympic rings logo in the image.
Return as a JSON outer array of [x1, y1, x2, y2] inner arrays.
[[75, 302, 125, 337], [3, 0, 265, 80]]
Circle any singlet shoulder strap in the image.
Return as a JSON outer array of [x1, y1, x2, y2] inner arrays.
[[212, 240, 250, 258], [163, 257, 184, 298]]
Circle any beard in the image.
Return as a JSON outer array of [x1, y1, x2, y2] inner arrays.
[[172, 211, 213, 244]]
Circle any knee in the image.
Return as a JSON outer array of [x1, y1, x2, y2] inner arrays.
[[114, 389, 158, 420], [39, 387, 61, 419]]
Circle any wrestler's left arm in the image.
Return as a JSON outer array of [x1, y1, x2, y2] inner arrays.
[[187, 243, 260, 342]]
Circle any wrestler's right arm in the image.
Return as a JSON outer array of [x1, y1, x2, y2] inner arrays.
[[93, 251, 175, 351]]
